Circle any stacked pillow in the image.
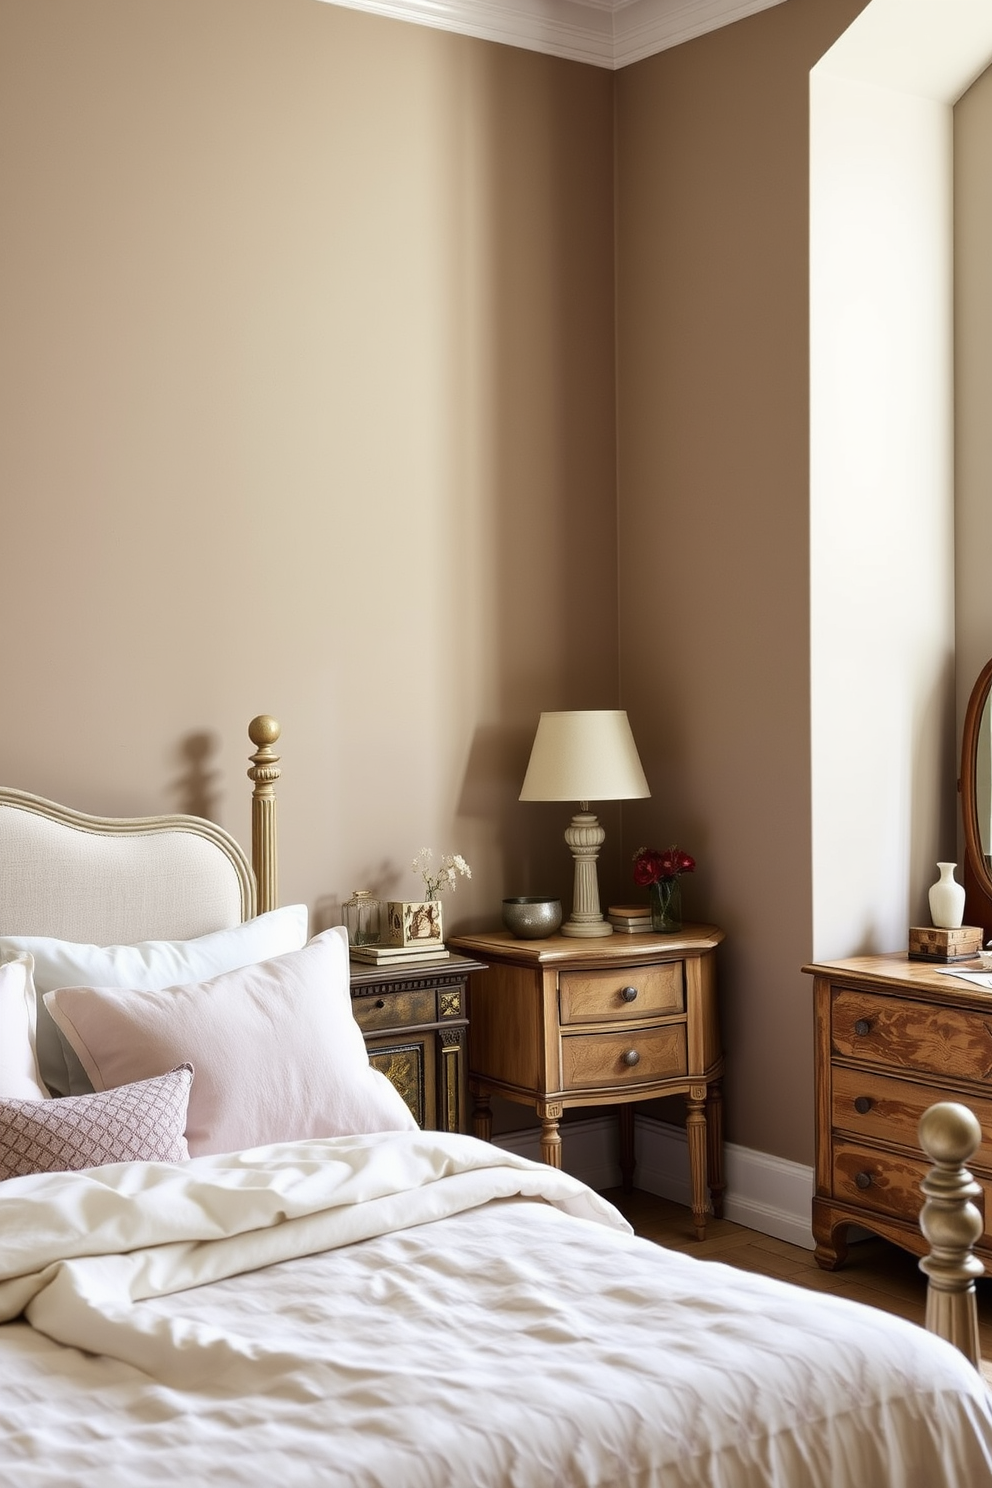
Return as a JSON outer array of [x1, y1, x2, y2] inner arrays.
[[0, 909, 417, 1177], [3, 903, 311, 1099], [0, 1065, 193, 1180], [0, 954, 49, 1101]]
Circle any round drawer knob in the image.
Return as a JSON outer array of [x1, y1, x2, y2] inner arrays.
[[854, 1096, 873, 1115], [620, 985, 638, 1003], [855, 1170, 873, 1190], [375, 998, 386, 1009], [622, 1049, 640, 1068], [854, 1019, 871, 1037]]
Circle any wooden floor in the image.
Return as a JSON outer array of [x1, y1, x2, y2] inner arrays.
[[602, 1186, 992, 1371]]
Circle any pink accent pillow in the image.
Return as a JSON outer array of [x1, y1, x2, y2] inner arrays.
[[0, 954, 49, 1101], [0, 1064, 192, 1180], [44, 929, 418, 1157]]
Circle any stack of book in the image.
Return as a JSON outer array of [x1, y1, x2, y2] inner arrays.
[[349, 941, 450, 966], [607, 904, 652, 934]]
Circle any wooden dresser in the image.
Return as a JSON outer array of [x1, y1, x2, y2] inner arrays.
[[349, 953, 485, 1134], [805, 953, 992, 1270], [449, 925, 724, 1238]]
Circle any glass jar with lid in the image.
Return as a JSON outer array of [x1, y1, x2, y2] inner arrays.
[[342, 890, 382, 947]]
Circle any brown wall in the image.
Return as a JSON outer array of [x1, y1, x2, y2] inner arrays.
[[615, 0, 867, 1161], [2, 0, 886, 1166], [0, 0, 618, 929]]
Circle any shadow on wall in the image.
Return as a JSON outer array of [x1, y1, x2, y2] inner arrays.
[[171, 731, 223, 821]]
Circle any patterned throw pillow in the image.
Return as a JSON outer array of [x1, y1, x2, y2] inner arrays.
[[0, 1064, 193, 1180]]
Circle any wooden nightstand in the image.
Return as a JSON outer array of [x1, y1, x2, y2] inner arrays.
[[449, 926, 724, 1238], [349, 953, 485, 1134]]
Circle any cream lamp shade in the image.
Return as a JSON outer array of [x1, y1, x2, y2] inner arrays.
[[519, 710, 650, 937]]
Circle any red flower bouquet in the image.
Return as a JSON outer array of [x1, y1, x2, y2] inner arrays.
[[632, 845, 695, 932]]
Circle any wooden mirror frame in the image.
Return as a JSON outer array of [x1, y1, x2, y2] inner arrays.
[[960, 656, 992, 939]]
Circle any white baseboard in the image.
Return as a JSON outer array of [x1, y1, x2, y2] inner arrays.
[[493, 1112, 816, 1250]]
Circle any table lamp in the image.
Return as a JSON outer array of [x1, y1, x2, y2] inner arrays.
[[519, 709, 650, 937]]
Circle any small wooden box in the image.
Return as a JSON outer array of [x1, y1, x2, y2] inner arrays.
[[908, 925, 983, 962], [385, 900, 443, 947]]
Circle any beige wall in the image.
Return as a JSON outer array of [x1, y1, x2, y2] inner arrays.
[[0, 0, 618, 929], [955, 65, 992, 736], [614, 0, 867, 1161]]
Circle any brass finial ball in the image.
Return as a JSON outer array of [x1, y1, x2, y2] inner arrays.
[[248, 715, 281, 749], [918, 1102, 982, 1167]]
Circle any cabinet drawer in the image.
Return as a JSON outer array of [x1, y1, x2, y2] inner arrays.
[[831, 989, 992, 1084], [559, 963, 683, 1025], [352, 988, 437, 1034], [832, 1138, 991, 1243], [831, 1064, 992, 1172], [561, 1025, 687, 1090]]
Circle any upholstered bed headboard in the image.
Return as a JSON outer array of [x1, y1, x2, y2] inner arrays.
[[0, 715, 280, 943]]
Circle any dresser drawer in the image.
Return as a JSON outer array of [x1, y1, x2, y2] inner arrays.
[[352, 988, 438, 1034], [559, 963, 683, 1024], [831, 989, 992, 1084], [831, 1138, 991, 1241], [831, 1064, 992, 1172], [561, 1025, 687, 1090]]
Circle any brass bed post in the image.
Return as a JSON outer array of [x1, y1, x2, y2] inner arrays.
[[918, 1102, 985, 1370], [248, 715, 280, 915]]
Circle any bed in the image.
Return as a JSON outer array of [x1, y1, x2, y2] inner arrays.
[[1, 716, 991, 1488]]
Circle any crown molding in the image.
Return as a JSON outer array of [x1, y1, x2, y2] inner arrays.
[[314, 0, 788, 69]]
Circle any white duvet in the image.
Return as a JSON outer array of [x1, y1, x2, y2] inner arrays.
[[1, 1129, 991, 1487]]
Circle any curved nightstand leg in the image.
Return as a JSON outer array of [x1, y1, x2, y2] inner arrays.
[[539, 1101, 563, 1168], [472, 1090, 493, 1144], [686, 1084, 709, 1240], [706, 1078, 725, 1220]]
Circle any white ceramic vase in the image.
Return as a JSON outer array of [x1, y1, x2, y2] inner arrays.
[[928, 862, 966, 930]]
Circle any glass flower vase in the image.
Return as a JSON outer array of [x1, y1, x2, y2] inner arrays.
[[650, 877, 682, 934]]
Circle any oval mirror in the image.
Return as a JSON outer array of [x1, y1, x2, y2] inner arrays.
[[960, 656, 992, 938]]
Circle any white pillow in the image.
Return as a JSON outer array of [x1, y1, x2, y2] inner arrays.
[[0, 954, 48, 1101], [1, 904, 309, 1097], [44, 927, 417, 1157]]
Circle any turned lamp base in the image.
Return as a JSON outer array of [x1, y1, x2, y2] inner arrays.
[[560, 808, 613, 938]]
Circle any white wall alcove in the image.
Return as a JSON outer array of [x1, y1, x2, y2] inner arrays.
[[810, 0, 992, 960]]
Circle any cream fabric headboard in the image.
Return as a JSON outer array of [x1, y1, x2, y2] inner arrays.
[[0, 716, 280, 945]]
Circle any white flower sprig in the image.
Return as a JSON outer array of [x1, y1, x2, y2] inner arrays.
[[412, 848, 472, 901]]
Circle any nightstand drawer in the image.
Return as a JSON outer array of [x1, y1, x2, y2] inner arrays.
[[352, 988, 438, 1034], [561, 1025, 687, 1090], [559, 963, 684, 1025], [831, 1064, 992, 1171], [831, 988, 992, 1083]]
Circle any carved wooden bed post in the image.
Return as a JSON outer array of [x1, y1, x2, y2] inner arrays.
[[918, 1101, 985, 1370], [248, 715, 280, 915]]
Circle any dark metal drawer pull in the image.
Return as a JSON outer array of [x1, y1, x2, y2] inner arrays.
[[853, 1019, 871, 1037], [854, 1096, 872, 1115], [622, 1049, 640, 1068], [855, 1171, 872, 1190], [375, 998, 386, 1010], [620, 986, 638, 1003]]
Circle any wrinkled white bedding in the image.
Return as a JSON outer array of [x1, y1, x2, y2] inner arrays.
[[1, 1130, 991, 1487]]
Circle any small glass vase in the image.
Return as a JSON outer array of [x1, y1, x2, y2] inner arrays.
[[342, 890, 382, 946], [650, 877, 682, 934]]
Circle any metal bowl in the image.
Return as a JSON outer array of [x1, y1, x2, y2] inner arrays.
[[502, 896, 563, 940]]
